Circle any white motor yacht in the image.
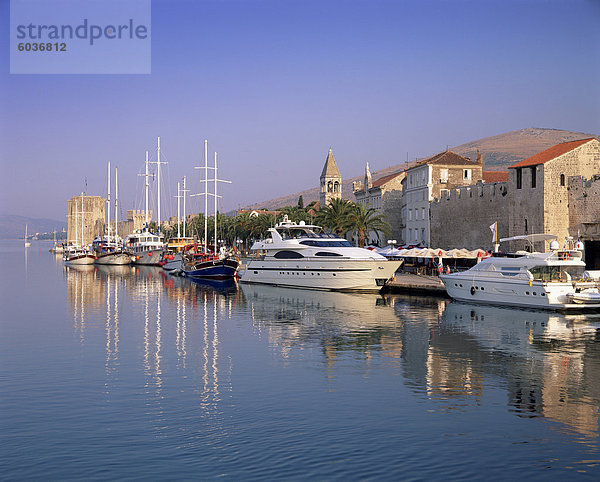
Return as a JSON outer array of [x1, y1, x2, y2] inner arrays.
[[440, 234, 600, 310], [239, 217, 401, 292]]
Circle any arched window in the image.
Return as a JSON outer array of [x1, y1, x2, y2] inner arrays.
[[334, 181, 340, 193], [327, 181, 333, 192], [560, 174, 565, 186]]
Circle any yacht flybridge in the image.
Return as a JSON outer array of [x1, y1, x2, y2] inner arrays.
[[239, 217, 401, 292], [440, 234, 600, 310]]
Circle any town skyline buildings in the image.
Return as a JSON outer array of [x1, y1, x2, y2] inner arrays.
[[1, 0, 599, 221]]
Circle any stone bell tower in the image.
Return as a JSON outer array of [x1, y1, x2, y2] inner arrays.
[[320, 148, 342, 206]]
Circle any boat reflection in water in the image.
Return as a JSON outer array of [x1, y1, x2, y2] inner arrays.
[[240, 284, 411, 363], [434, 301, 600, 437]]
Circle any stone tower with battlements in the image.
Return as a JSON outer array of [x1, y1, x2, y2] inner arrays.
[[320, 148, 342, 206]]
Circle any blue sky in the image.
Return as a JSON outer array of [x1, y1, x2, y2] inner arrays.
[[1, 0, 599, 220]]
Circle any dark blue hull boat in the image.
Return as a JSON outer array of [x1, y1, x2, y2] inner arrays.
[[183, 257, 239, 280]]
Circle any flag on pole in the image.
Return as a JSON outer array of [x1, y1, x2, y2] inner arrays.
[[489, 221, 497, 244]]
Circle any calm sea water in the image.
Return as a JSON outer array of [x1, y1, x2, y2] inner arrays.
[[2, 240, 600, 480]]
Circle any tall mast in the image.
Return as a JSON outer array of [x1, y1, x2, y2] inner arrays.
[[151, 137, 167, 234], [157, 137, 161, 232], [204, 140, 208, 254], [107, 161, 111, 238], [138, 151, 150, 227], [182, 176, 188, 238], [214, 152, 218, 252], [80, 192, 84, 247], [176, 181, 181, 238], [115, 166, 119, 240], [213, 151, 232, 253]]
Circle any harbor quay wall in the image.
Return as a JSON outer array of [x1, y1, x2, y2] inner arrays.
[[430, 181, 509, 250]]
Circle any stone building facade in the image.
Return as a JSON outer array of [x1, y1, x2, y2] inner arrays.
[[401, 150, 483, 246], [67, 195, 105, 246], [353, 163, 405, 245], [118, 209, 153, 237], [568, 175, 600, 268], [430, 180, 509, 250], [319, 148, 342, 206], [508, 138, 600, 251]]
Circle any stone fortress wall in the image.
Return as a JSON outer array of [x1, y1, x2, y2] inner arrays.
[[430, 181, 509, 250]]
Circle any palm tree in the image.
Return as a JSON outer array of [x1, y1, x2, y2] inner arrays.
[[316, 198, 354, 236], [346, 203, 391, 248]]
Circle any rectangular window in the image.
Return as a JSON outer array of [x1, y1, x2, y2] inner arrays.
[[516, 168, 522, 189], [408, 209, 412, 221], [463, 169, 472, 181], [408, 228, 412, 241], [440, 168, 448, 183], [530, 166, 536, 188], [422, 207, 425, 220], [421, 228, 425, 242]]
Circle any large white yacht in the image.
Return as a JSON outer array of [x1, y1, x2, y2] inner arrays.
[[239, 217, 401, 291], [440, 234, 600, 310]]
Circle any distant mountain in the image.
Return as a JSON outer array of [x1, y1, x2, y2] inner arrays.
[[0, 215, 67, 239], [243, 128, 598, 211], [452, 127, 599, 169]]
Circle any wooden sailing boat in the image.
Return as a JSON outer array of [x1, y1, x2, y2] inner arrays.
[[182, 141, 239, 280], [63, 192, 96, 265], [94, 163, 131, 265]]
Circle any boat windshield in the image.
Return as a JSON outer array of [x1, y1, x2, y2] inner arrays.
[[529, 265, 586, 282], [299, 239, 352, 247]]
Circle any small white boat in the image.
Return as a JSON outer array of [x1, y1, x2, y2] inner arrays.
[[567, 289, 600, 305], [24, 225, 31, 247], [440, 234, 600, 311], [240, 216, 400, 292]]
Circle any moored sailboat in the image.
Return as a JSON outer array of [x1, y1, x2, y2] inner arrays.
[[63, 192, 95, 265], [94, 163, 130, 265], [182, 141, 239, 280]]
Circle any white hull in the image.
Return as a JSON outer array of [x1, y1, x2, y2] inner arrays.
[[95, 252, 131, 265], [64, 254, 96, 265], [240, 258, 400, 292], [441, 274, 600, 310]]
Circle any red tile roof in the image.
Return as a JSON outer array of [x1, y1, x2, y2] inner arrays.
[[509, 138, 595, 169], [372, 171, 405, 188], [414, 150, 479, 167], [482, 170, 509, 183]]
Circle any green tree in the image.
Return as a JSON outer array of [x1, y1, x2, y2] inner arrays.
[[345, 203, 391, 248], [297, 195, 304, 209], [315, 198, 354, 236]]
